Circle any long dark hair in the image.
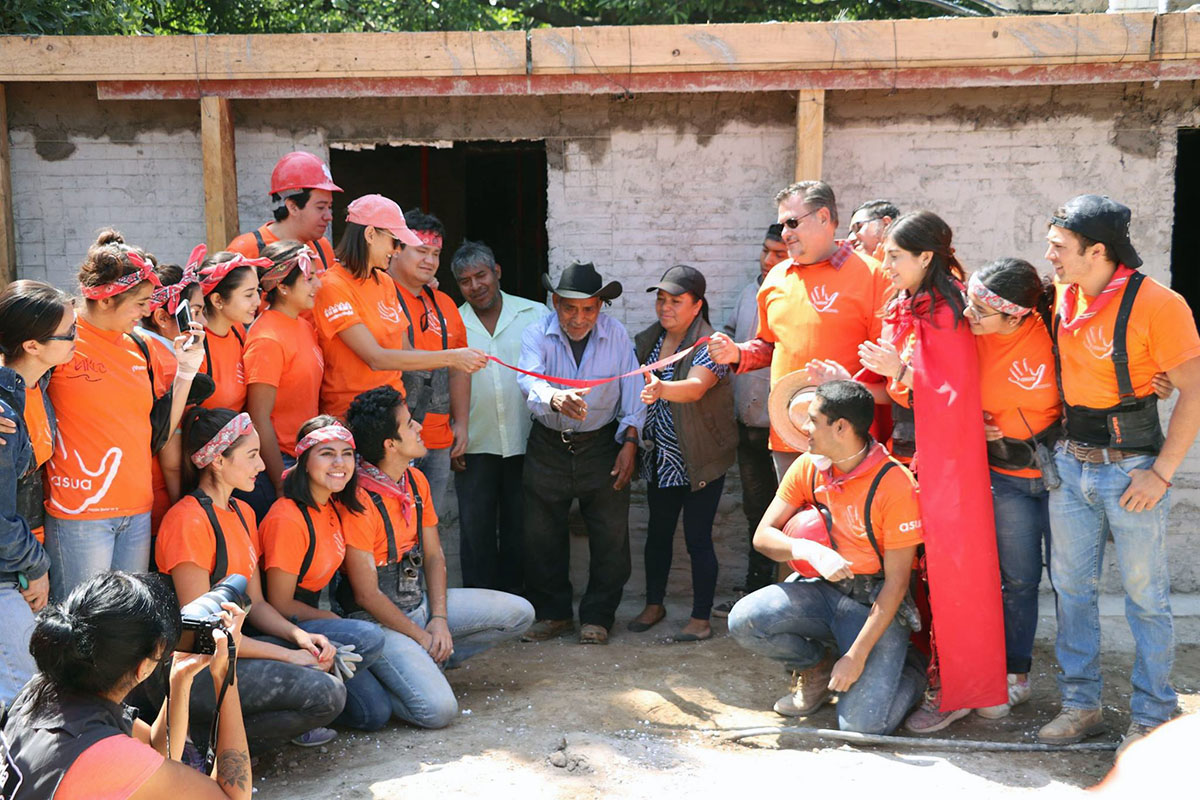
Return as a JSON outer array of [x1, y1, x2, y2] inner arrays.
[[333, 222, 373, 281], [972, 258, 1055, 329], [23, 571, 180, 713], [885, 210, 966, 325], [283, 415, 364, 513], [0, 280, 72, 361]]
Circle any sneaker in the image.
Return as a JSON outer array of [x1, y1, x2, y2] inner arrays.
[[1114, 721, 1154, 760], [904, 692, 972, 734], [291, 727, 338, 748], [773, 651, 835, 717], [1037, 707, 1105, 744], [976, 674, 1033, 720], [711, 593, 745, 619]]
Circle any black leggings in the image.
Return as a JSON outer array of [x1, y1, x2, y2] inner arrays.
[[644, 476, 725, 620]]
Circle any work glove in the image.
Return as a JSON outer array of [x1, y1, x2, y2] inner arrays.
[[331, 643, 363, 681]]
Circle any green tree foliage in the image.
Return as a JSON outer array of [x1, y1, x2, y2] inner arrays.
[[2, 0, 948, 36]]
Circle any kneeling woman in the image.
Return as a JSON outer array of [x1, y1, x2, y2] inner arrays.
[[341, 386, 534, 728], [156, 407, 348, 747], [2, 570, 251, 800], [258, 416, 391, 731]]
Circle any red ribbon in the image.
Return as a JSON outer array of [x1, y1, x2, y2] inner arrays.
[[487, 336, 711, 388]]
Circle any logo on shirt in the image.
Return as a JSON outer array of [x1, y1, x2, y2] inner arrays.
[[48, 433, 124, 515], [377, 301, 402, 326], [323, 302, 354, 322], [1084, 327, 1114, 360], [235, 363, 245, 385], [1007, 358, 1050, 391], [810, 286, 840, 314], [899, 519, 922, 533], [843, 505, 866, 537]]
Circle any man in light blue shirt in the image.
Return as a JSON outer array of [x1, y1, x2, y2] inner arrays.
[[451, 241, 545, 594], [517, 263, 645, 645]]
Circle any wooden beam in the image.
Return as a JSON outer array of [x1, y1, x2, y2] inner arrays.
[[0, 84, 15, 286], [200, 96, 238, 251], [794, 89, 824, 183]]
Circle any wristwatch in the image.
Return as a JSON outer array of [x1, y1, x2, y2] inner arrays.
[[623, 431, 639, 445]]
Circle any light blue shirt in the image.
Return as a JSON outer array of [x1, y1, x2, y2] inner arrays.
[[459, 292, 545, 458], [518, 310, 646, 441]]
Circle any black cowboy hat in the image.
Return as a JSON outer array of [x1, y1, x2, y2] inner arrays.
[[542, 262, 623, 301]]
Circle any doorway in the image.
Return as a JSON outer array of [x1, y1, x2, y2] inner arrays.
[[329, 141, 549, 305], [1171, 128, 1200, 324]]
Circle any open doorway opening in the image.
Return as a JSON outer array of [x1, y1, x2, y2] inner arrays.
[[1171, 129, 1200, 324], [329, 141, 548, 305]]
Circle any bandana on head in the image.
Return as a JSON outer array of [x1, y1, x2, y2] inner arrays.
[[415, 230, 443, 250], [81, 250, 162, 300], [198, 253, 272, 296], [967, 273, 1032, 319], [149, 244, 204, 314], [294, 424, 356, 459], [191, 412, 254, 468], [259, 247, 314, 293], [355, 455, 415, 523]]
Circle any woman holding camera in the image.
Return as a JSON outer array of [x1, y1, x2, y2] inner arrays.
[[156, 406, 348, 747], [1, 570, 251, 800], [258, 415, 391, 731]]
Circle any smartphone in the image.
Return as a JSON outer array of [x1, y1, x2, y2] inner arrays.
[[174, 302, 196, 348]]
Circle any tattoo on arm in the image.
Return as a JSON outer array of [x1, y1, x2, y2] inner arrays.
[[216, 749, 251, 791]]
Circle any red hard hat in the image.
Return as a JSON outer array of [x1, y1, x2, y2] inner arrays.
[[269, 151, 342, 196], [783, 504, 834, 579]]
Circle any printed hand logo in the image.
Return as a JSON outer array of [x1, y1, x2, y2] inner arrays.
[[810, 286, 840, 313], [1083, 327, 1114, 360], [843, 504, 866, 537], [377, 301, 402, 325], [48, 432, 123, 516], [1007, 359, 1050, 391]]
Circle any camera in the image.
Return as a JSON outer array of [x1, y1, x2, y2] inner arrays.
[[176, 575, 251, 654]]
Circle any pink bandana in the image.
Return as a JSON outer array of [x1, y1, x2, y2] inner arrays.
[[191, 412, 254, 468], [355, 456, 415, 524], [149, 244, 204, 314], [815, 441, 890, 495], [967, 273, 1031, 318], [81, 251, 161, 300], [198, 253, 272, 296], [415, 230, 443, 250], [1058, 264, 1135, 333], [259, 247, 314, 293], [294, 424, 356, 459]]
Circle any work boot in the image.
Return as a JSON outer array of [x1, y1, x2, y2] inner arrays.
[[520, 618, 575, 642], [1114, 721, 1155, 760], [773, 651, 835, 717], [1037, 707, 1106, 744], [904, 690, 972, 734]]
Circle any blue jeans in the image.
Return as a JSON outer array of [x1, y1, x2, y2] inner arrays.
[[414, 446, 451, 518], [44, 512, 151, 601], [0, 583, 36, 706], [367, 588, 534, 728], [297, 617, 391, 731], [990, 470, 1051, 675], [728, 580, 926, 734], [645, 476, 724, 620], [1048, 448, 1176, 726]]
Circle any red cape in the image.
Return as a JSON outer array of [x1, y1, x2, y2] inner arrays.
[[898, 296, 1007, 712]]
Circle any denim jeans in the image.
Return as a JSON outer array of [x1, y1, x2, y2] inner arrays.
[[737, 424, 778, 593], [0, 583, 36, 706], [644, 477, 724, 620], [1048, 447, 1176, 726], [44, 512, 151, 601], [990, 470, 1051, 675], [365, 588, 534, 728], [455, 453, 526, 594], [297, 617, 391, 731], [728, 580, 926, 734], [414, 446, 451, 519]]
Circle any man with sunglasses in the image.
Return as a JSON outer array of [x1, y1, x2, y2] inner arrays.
[[847, 200, 900, 261], [710, 181, 892, 479]]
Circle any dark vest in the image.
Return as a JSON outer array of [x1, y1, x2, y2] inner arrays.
[[634, 315, 737, 491], [2, 684, 139, 800]]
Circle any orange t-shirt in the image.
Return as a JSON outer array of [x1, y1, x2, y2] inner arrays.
[[312, 264, 409, 419], [23, 385, 53, 470], [46, 317, 157, 519], [200, 326, 246, 412], [1055, 277, 1200, 409], [259, 497, 346, 592], [139, 333, 179, 532], [975, 315, 1062, 478], [393, 282, 469, 450], [56, 733, 164, 800], [156, 494, 260, 579], [340, 471, 438, 566], [244, 310, 325, 455], [757, 245, 892, 451], [777, 451, 923, 575]]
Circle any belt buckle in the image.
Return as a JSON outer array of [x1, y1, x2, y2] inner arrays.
[[560, 429, 576, 454]]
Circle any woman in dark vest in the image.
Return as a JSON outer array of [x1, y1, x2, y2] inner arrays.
[[628, 265, 736, 641], [1, 570, 250, 800]]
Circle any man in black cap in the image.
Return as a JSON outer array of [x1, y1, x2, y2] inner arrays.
[[515, 262, 645, 645], [1040, 195, 1200, 755]]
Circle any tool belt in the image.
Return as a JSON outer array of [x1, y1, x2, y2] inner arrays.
[[823, 573, 923, 632], [986, 420, 1063, 471], [1062, 396, 1163, 456]]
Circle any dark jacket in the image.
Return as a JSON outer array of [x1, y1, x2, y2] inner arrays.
[[0, 365, 53, 585], [634, 315, 736, 492]]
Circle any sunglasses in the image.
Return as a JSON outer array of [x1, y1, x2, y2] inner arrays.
[[781, 209, 820, 229], [43, 324, 78, 342]]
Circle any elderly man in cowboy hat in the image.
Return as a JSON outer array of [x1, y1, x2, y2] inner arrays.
[[516, 262, 646, 645]]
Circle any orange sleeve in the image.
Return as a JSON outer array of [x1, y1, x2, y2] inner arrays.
[[340, 492, 381, 555], [55, 735, 164, 800], [313, 277, 366, 338], [874, 466, 924, 552], [754, 277, 779, 344], [411, 469, 440, 527], [243, 331, 286, 387], [868, 266, 891, 342], [155, 498, 215, 574], [775, 456, 815, 508], [260, 506, 308, 576], [1147, 291, 1200, 374]]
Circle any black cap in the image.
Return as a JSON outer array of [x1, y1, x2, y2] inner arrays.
[[646, 264, 706, 298], [1050, 195, 1141, 269]]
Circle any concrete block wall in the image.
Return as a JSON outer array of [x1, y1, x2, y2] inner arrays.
[[233, 128, 328, 236]]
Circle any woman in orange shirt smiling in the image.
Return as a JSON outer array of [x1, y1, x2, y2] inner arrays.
[[198, 250, 269, 413]]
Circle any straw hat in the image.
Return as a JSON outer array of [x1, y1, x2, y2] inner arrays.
[[767, 369, 819, 452]]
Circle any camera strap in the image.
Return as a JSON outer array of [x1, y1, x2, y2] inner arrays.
[[191, 490, 250, 583], [203, 639, 237, 775]]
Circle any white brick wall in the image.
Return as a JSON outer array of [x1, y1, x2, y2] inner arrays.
[[233, 128, 328, 237]]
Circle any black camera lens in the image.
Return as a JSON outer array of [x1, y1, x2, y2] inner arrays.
[[177, 574, 252, 654]]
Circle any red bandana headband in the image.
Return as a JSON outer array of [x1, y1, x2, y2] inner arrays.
[[191, 412, 254, 468], [149, 244, 204, 314], [259, 247, 314, 293], [967, 273, 1031, 318], [81, 250, 161, 301], [415, 230, 443, 250], [198, 252, 272, 295], [294, 424, 356, 459]]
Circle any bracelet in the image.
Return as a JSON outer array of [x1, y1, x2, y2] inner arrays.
[[429, 614, 447, 621], [1149, 467, 1173, 488], [896, 362, 909, 384]]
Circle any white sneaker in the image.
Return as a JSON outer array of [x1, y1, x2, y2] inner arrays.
[[976, 674, 1032, 720]]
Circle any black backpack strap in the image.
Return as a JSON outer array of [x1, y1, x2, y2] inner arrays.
[[128, 330, 156, 393], [1051, 310, 1066, 404], [1112, 271, 1145, 408], [367, 490, 399, 564], [406, 468, 425, 556], [252, 228, 266, 254], [863, 460, 899, 570], [293, 500, 319, 586], [190, 490, 232, 583], [422, 286, 449, 350], [313, 240, 331, 271], [808, 466, 834, 547], [231, 325, 244, 347], [394, 287, 418, 349], [202, 335, 214, 379]]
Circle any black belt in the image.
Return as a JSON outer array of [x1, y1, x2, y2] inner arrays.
[[532, 420, 618, 451]]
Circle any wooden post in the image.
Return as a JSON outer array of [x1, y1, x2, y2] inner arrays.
[[794, 89, 825, 182], [200, 96, 239, 250], [0, 84, 16, 286]]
